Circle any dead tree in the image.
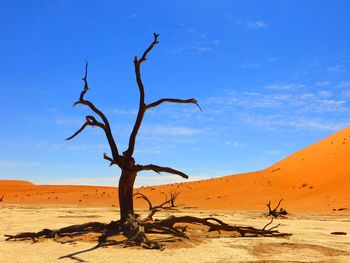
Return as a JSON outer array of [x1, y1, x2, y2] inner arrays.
[[5, 34, 292, 251], [169, 190, 180, 207], [134, 191, 180, 215], [161, 190, 180, 208], [266, 199, 288, 218], [0, 195, 4, 202], [66, 33, 200, 237]]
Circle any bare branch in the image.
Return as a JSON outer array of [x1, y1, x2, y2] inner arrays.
[[103, 153, 116, 167], [134, 192, 174, 223], [169, 190, 181, 207], [135, 164, 189, 179], [139, 33, 159, 63], [66, 116, 105, 141], [134, 193, 153, 210], [68, 62, 122, 165], [146, 98, 202, 111], [66, 123, 89, 141], [80, 61, 89, 101], [268, 223, 281, 232], [262, 217, 274, 231], [273, 199, 284, 211], [125, 33, 160, 158]]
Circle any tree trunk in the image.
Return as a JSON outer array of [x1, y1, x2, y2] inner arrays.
[[118, 169, 137, 224]]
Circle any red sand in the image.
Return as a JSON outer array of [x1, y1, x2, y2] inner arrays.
[[1, 126, 350, 212]]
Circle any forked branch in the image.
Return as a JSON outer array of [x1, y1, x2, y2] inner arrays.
[[139, 33, 160, 63], [65, 116, 105, 140], [103, 153, 117, 167], [125, 33, 200, 159], [135, 164, 189, 179], [67, 61, 122, 166], [125, 34, 160, 158], [80, 61, 89, 101], [134, 193, 154, 210]]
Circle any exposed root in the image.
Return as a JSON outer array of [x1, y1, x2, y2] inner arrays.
[[5, 195, 291, 251], [150, 215, 290, 237], [5, 213, 291, 250], [5, 222, 116, 243]]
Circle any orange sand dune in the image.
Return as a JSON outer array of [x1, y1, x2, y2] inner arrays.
[[0, 180, 34, 186], [1, 126, 350, 212]]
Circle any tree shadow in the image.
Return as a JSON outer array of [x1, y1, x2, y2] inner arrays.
[[59, 240, 122, 262]]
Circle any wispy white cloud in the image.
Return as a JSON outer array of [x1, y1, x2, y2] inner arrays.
[[264, 83, 305, 90], [170, 27, 220, 55], [337, 81, 350, 88], [54, 116, 83, 126], [209, 88, 348, 113], [240, 114, 345, 132], [109, 108, 138, 115], [223, 141, 247, 148], [247, 20, 268, 29], [141, 124, 200, 136], [204, 80, 350, 132], [241, 62, 261, 69], [328, 64, 346, 73], [0, 160, 42, 168], [1, 139, 108, 153], [267, 57, 279, 63], [264, 150, 282, 155], [169, 45, 213, 54], [341, 90, 350, 98], [315, 81, 331, 87], [319, 91, 332, 98]]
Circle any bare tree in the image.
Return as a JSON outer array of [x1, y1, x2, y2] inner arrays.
[[66, 33, 200, 233], [161, 190, 181, 208], [0, 195, 4, 202]]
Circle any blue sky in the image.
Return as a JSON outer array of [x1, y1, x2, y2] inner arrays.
[[1, 0, 350, 186]]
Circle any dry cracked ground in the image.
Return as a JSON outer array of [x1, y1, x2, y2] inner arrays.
[[1, 205, 349, 263]]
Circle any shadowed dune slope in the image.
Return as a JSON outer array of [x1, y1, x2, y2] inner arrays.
[[1, 126, 350, 212]]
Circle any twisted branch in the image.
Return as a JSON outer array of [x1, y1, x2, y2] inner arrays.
[[125, 33, 159, 158], [135, 164, 189, 179], [67, 61, 122, 166], [65, 116, 105, 140], [146, 98, 202, 111]]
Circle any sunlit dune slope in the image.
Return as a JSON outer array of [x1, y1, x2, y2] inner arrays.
[[0, 180, 34, 186], [1, 126, 350, 212]]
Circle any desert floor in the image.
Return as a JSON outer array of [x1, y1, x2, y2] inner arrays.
[[1, 205, 349, 263]]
